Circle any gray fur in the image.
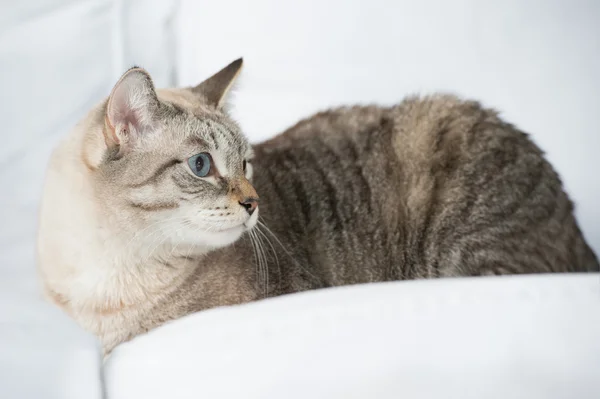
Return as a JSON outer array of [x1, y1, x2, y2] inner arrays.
[[251, 97, 599, 299]]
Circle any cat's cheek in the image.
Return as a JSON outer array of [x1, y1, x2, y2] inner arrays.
[[245, 163, 253, 180]]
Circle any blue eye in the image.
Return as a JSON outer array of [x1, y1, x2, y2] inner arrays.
[[188, 153, 212, 177]]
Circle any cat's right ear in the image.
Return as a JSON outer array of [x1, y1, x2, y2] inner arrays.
[[104, 67, 159, 153], [191, 58, 243, 109]]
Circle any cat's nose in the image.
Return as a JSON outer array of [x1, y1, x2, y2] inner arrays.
[[239, 197, 259, 215]]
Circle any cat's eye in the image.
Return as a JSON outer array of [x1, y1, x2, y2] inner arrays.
[[243, 160, 247, 172], [188, 153, 212, 177]]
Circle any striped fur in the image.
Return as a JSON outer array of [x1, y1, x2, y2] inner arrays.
[[253, 97, 598, 296]]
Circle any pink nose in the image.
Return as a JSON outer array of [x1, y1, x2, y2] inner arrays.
[[239, 197, 259, 215]]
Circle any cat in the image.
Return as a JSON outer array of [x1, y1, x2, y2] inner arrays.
[[37, 58, 599, 355]]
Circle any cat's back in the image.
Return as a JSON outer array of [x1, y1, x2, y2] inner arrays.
[[390, 94, 597, 275], [253, 94, 598, 288]]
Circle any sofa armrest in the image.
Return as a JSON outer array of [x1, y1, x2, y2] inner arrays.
[[105, 273, 600, 399]]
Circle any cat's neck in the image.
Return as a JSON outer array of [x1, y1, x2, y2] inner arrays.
[[68, 208, 212, 311]]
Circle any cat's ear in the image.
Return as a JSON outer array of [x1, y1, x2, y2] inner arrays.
[[104, 67, 159, 151], [191, 58, 243, 109]]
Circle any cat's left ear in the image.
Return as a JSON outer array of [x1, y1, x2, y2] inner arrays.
[[104, 67, 159, 152], [191, 58, 243, 109]]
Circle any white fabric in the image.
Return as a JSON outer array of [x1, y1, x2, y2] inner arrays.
[[0, 306, 103, 399], [105, 274, 600, 399]]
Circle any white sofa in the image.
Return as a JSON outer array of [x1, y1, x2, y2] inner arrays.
[[105, 274, 600, 399], [1, 1, 599, 398]]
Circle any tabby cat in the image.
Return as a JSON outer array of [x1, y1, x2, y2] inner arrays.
[[37, 59, 599, 354]]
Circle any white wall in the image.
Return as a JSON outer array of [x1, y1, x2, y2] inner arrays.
[[178, 0, 600, 253]]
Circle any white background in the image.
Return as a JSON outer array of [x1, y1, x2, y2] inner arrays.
[[178, 0, 600, 250], [0, 0, 598, 396]]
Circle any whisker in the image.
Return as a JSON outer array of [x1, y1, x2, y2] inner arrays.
[[257, 218, 321, 284], [98, 215, 190, 262], [183, 224, 200, 261], [255, 229, 269, 298], [168, 219, 191, 258], [122, 215, 189, 251], [248, 231, 261, 295], [144, 222, 182, 263], [255, 224, 280, 289]]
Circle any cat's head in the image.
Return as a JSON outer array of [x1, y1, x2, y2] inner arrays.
[[85, 59, 257, 250]]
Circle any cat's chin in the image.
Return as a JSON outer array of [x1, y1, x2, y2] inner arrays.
[[198, 225, 247, 248], [188, 211, 258, 249]]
